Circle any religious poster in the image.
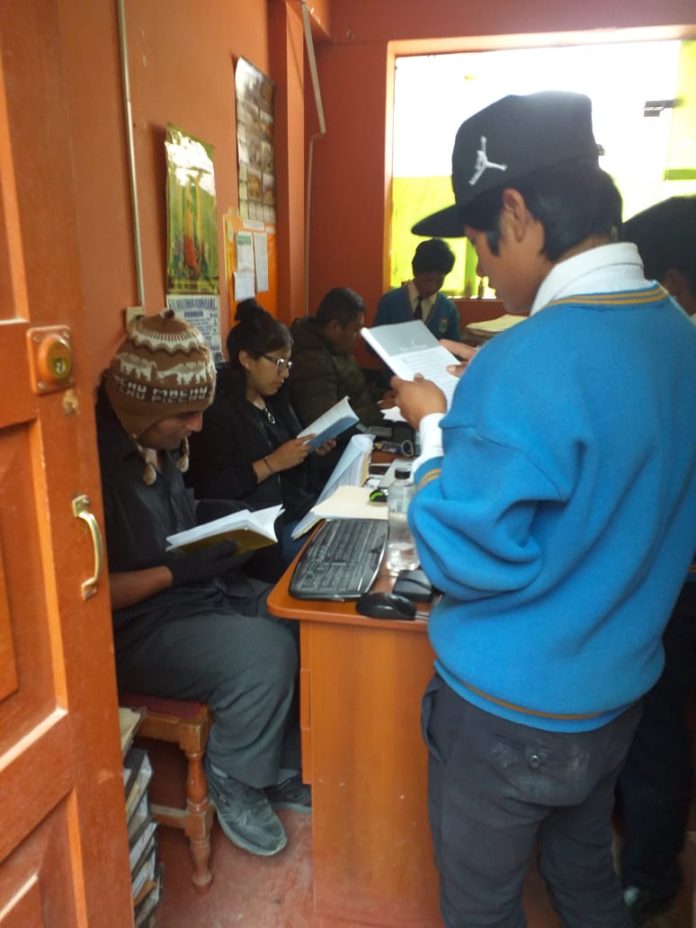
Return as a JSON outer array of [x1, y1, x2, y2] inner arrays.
[[235, 58, 276, 225], [165, 124, 219, 294]]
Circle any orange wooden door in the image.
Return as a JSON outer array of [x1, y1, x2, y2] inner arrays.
[[0, 2, 134, 926]]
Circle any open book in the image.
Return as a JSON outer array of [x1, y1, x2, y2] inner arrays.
[[297, 396, 358, 449], [166, 504, 283, 554], [291, 433, 373, 539], [361, 320, 460, 406]]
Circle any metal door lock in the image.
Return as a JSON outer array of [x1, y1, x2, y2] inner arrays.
[[27, 325, 74, 394]]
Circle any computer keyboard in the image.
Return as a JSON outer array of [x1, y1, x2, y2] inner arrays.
[[290, 518, 388, 600]]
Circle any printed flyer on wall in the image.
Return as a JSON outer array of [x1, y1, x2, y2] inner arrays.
[[167, 294, 223, 364]]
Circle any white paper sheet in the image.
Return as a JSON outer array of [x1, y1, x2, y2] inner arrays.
[[291, 434, 374, 539], [310, 485, 388, 522], [234, 270, 256, 301], [252, 231, 269, 291], [361, 320, 460, 406]]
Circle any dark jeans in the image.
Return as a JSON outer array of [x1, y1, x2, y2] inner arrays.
[[617, 584, 696, 900], [422, 675, 642, 928]]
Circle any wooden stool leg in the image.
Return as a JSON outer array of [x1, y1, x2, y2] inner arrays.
[[184, 748, 213, 893]]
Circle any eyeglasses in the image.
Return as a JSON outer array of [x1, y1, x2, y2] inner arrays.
[[260, 354, 293, 373]]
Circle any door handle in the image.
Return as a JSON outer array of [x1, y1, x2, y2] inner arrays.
[[72, 495, 104, 600]]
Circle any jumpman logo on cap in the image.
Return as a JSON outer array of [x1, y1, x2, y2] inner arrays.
[[468, 136, 508, 186]]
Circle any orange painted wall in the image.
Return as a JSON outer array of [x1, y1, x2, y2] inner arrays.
[[55, 0, 305, 385], [270, 0, 306, 320], [307, 0, 696, 322], [39, 0, 696, 385], [57, 0, 135, 382]]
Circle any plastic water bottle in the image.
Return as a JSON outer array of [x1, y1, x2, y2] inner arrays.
[[385, 467, 419, 575]]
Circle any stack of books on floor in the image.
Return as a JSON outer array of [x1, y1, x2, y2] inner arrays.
[[121, 709, 163, 927]]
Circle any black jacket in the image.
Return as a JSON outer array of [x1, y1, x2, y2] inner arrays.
[[187, 364, 320, 522], [95, 385, 255, 650]]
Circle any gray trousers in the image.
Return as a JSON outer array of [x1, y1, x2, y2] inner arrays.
[[117, 579, 299, 788], [422, 674, 641, 928]]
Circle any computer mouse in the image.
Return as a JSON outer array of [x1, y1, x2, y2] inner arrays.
[[356, 591, 417, 620], [392, 568, 434, 603]]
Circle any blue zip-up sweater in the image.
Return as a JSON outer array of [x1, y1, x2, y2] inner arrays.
[[411, 285, 696, 731]]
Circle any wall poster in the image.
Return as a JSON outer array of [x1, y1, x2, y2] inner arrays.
[[166, 294, 224, 365], [165, 124, 219, 295], [224, 211, 278, 319], [235, 58, 276, 225]]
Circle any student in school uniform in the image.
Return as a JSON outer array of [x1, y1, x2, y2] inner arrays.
[[97, 310, 309, 860], [615, 195, 696, 926], [375, 237, 461, 339], [390, 92, 696, 928]]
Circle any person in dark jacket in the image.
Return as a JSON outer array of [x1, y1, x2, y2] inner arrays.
[[98, 309, 308, 860], [615, 196, 696, 927], [188, 300, 333, 573], [288, 287, 388, 428]]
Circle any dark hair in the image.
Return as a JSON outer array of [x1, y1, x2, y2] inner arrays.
[[226, 299, 292, 367], [316, 287, 365, 328], [412, 238, 455, 275], [464, 160, 622, 262], [622, 196, 696, 294]]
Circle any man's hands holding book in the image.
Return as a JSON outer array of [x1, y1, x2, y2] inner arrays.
[[165, 539, 240, 586]]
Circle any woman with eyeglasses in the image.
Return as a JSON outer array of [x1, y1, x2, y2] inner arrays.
[[187, 299, 334, 576]]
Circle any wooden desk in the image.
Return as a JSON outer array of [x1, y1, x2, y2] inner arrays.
[[268, 563, 440, 927]]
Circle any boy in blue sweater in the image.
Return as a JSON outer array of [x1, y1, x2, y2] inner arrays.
[[392, 93, 696, 928], [375, 237, 461, 339]]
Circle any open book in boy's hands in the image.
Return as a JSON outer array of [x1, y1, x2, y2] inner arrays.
[[361, 320, 460, 406], [166, 504, 283, 554], [297, 396, 359, 449]]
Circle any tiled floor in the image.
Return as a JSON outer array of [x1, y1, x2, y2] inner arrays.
[[153, 806, 694, 928]]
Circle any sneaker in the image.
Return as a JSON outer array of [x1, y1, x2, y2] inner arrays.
[[205, 761, 287, 856], [266, 773, 312, 813], [623, 886, 674, 927]]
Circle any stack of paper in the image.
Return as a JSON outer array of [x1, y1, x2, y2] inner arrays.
[[310, 484, 389, 522], [291, 433, 374, 539]]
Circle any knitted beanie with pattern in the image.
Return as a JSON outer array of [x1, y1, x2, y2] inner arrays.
[[105, 310, 216, 481]]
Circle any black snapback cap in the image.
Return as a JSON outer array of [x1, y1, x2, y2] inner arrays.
[[412, 91, 602, 238]]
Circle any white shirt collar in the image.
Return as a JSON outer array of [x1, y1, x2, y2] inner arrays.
[[531, 242, 649, 316], [408, 279, 437, 319]]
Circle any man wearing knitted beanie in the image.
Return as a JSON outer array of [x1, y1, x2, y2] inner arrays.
[[97, 310, 309, 858]]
